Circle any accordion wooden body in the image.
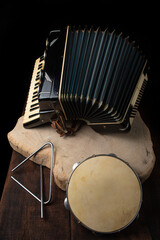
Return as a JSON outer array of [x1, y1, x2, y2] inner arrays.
[[23, 26, 148, 133]]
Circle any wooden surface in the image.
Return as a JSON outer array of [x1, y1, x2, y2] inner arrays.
[[8, 113, 155, 191], [0, 126, 160, 240]]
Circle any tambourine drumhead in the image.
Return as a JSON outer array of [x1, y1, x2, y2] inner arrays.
[[67, 155, 142, 233]]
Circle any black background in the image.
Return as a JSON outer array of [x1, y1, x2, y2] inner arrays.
[[0, 2, 159, 197]]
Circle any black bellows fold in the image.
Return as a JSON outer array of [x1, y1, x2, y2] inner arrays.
[[59, 26, 147, 124]]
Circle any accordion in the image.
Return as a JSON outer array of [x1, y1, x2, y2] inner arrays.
[[23, 26, 148, 133]]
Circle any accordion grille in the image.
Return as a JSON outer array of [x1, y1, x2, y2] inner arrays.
[[59, 26, 147, 124]]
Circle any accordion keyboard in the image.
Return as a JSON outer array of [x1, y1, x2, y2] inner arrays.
[[23, 56, 44, 128]]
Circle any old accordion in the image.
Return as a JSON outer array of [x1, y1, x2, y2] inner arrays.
[[23, 26, 148, 133]]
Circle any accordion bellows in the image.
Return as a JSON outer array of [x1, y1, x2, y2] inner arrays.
[[59, 26, 147, 131], [23, 25, 148, 132]]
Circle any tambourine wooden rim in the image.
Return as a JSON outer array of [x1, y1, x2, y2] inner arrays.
[[65, 154, 143, 234]]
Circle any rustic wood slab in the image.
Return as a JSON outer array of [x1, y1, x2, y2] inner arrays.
[[7, 112, 155, 191]]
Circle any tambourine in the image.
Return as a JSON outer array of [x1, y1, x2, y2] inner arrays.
[[64, 154, 142, 234]]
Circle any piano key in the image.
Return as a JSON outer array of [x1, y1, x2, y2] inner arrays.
[[31, 103, 39, 108], [23, 56, 44, 127]]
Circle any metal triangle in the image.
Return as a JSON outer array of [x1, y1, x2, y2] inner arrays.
[[11, 142, 55, 218]]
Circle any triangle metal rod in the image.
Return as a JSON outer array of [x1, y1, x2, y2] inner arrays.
[[40, 164, 43, 218], [11, 175, 41, 202], [11, 142, 55, 218]]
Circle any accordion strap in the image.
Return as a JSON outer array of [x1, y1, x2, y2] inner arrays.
[[51, 112, 82, 137]]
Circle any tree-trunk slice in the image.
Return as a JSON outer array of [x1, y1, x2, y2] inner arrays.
[[8, 112, 155, 191]]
